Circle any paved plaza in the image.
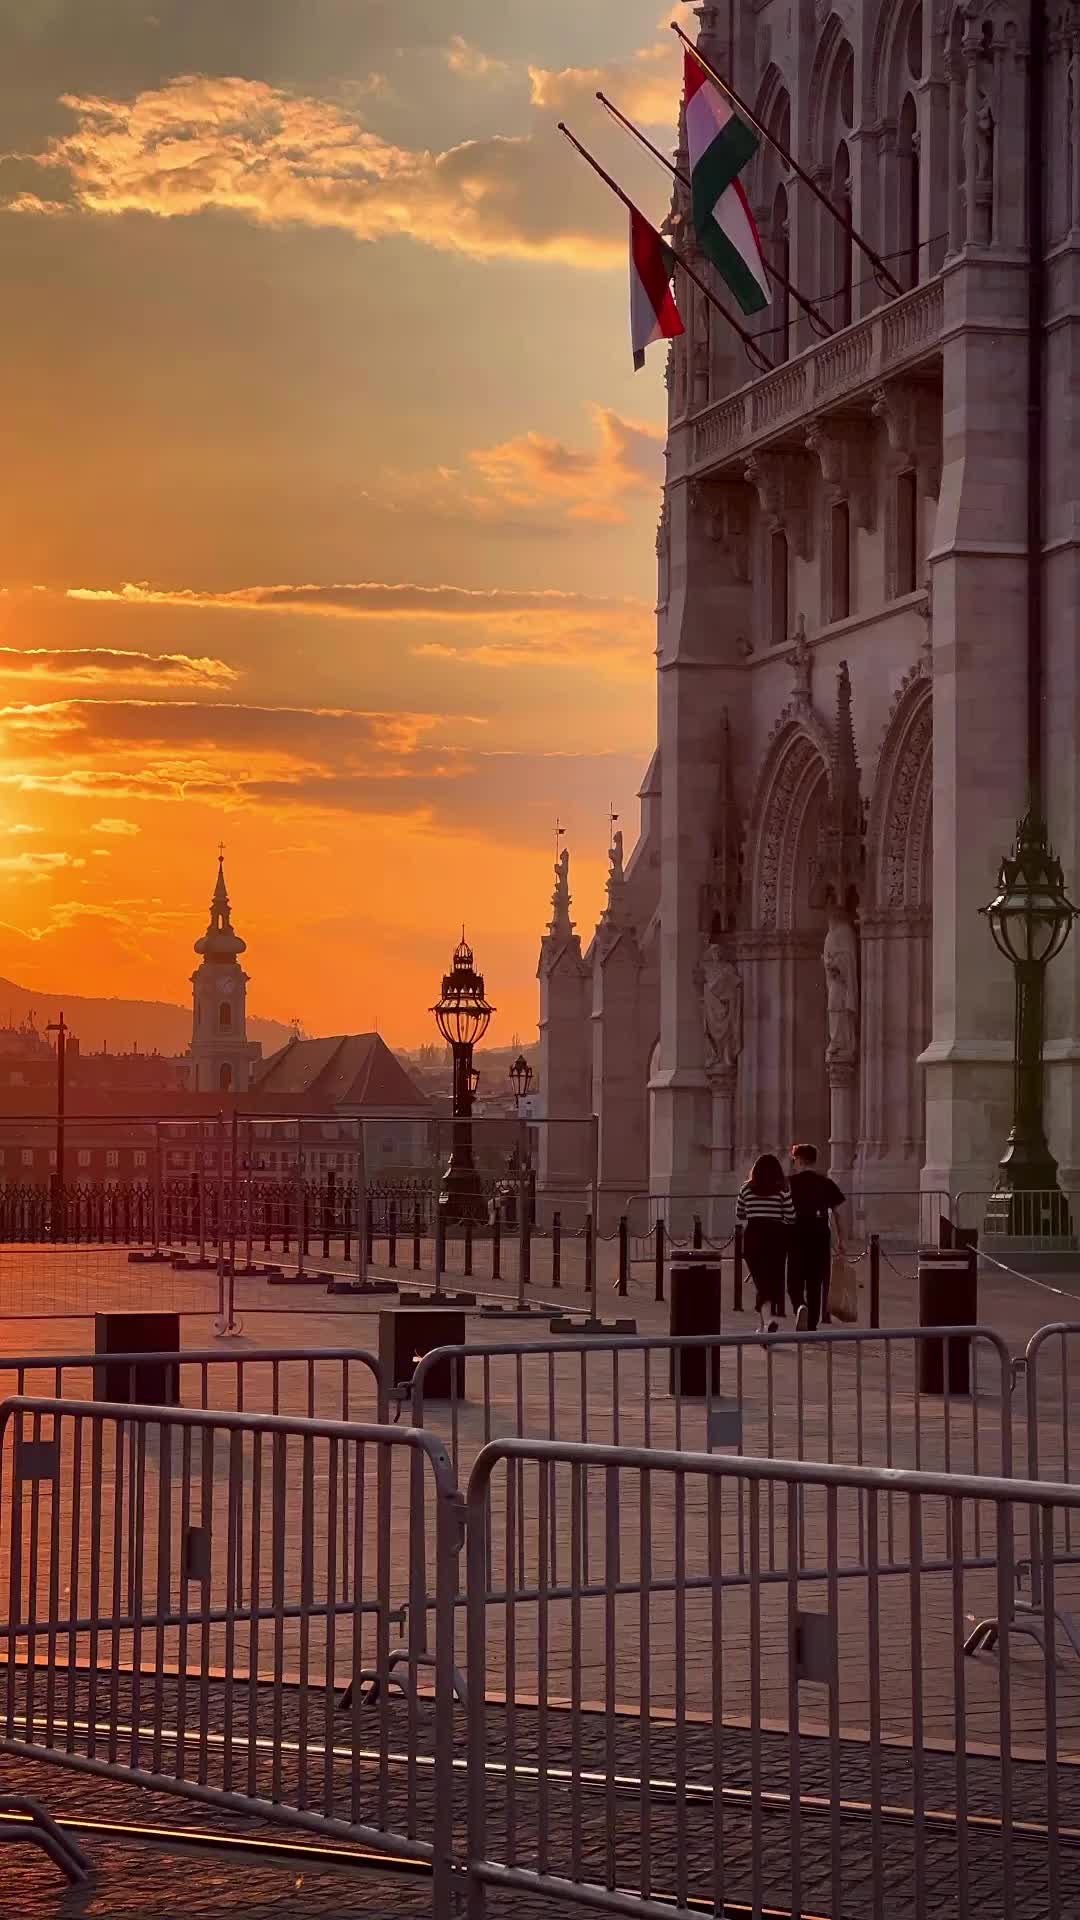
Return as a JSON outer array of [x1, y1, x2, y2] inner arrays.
[[0, 1242, 1077, 1914]]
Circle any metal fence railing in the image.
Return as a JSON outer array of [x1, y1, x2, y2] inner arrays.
[[406, 1328, 1016, 1603], [5, 1362, 1080, 1913], [0, 1345, 386, 1422], [954, 1188, 1080, 1252], [0, 1395, 462, 1906], [461, 1439, 1080, 1919]]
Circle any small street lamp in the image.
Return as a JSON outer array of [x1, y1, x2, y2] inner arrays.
[[981, 812, 1077, 1233], [508, 1053, 533, 1105], [431, 933, 494, 1222]]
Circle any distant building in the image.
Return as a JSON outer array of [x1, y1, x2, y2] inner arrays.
[[188, 854, 262, 1094], [250, 1033, 430, 1175], [0, 853, 431, 1186]]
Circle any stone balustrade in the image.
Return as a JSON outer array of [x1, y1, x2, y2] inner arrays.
[[689, 279, 944, 474]]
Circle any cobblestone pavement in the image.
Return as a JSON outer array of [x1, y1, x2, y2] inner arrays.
[[2, 1678, 1078, 1918]]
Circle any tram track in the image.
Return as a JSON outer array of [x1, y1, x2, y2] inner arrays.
[[6, 1709, 1076, 1849]]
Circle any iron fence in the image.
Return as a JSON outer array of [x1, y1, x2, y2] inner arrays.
[[0, 1395, 462, 1905], [407, 1327, 1016, 1596], [461, 1438, 1080, 1919]]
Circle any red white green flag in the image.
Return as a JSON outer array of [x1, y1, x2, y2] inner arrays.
[[629, 205, 684, 370], [683, 49, 770, 316]]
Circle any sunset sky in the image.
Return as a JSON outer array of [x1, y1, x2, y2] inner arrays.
[[0, 0, 682, 1045]]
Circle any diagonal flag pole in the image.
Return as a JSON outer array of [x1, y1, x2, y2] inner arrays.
[[671, 23, 904, 299], [557, 121, 773, 375], [597, 89, 832, 340]]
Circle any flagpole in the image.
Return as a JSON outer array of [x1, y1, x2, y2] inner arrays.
[[557, 122, 772, 374], [596, 90, 832, 340], [672, 23, 904, 299]]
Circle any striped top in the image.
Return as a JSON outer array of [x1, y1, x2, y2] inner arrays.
[[735, 1183, 795, 1227]]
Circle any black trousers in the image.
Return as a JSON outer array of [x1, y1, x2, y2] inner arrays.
[[787, 1231, 831, 1330], [743, 1219, 787, 1316]]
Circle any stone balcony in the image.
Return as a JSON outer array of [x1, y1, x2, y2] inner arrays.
[[684, 277, 944, 477]]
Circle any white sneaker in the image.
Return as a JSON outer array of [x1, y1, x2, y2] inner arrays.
[[795, 1305, 808, 1332]]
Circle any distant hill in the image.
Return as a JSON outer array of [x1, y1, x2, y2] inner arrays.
[[0, 975, 293, 1057]]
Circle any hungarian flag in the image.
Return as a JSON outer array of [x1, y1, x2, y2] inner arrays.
[[629, 205, 684, 370], [683, 50, 770, 316]]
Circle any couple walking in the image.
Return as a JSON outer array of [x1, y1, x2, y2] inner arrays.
[[734, 1144, 845, 1334]]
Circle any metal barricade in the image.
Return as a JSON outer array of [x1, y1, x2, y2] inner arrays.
[[409, 1323, 1015, 1485], [462, 1438, 1080, 1919], [0, 1396, 462, 1906], [1018, 1323, 1080, 1630], [0, 1344, 387, 1423]]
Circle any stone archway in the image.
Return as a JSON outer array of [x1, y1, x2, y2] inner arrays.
[[860, 672, 932, 1183], [740, 718, 833, 1162]]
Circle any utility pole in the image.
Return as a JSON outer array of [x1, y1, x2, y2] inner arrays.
[[46, 1011, 67, 1239]]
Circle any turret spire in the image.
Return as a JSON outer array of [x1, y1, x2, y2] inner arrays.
[[548, 845, 575, 941], [195, 850, 246, 960]]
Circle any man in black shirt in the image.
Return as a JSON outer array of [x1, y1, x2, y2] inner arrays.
[[787, 1143, 845, 1331]]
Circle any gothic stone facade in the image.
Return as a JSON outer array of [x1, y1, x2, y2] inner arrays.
[[539, 0, 1080, 1222]]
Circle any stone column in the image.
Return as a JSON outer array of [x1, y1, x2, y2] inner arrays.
[[947, 45, 965, 255], [824, 909, 859, 1179], [709, 1068, 737, 1180], [651, 472, 753, 1216], [828, 1060, 858, 1178], [963, 45, 979, 246], [858, 909, 931, 1193], [920, 256, 1029, 1196]]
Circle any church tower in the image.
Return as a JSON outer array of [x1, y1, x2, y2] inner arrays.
[[188, 854, 260, 1093]]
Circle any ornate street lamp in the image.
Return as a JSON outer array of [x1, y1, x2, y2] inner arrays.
[[508, 1053, 533, 1104], [981, 812, 1077, 1232], [431, 933, 494, 1222]]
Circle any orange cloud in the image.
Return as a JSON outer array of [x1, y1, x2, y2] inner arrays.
[[11, 74, 621, 267], [0, 644, 237, 686], [0, 698, 454, 758], [469, 407, 664, 525], [65, 579, 633, 625], [528, 37, 680, 129], [61, 577, 654, 670], [0, 849, 85, 878], [445, 37, 510, 82]]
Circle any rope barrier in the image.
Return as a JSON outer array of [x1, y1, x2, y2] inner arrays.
[[974, 1245, 1077, 1300]]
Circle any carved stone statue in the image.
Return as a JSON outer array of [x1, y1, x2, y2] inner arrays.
[[609, 829, 624, 884], [790, 613, 812, 705], [823, 908, 859, 1065], [702, 944, 743, 1077], [975, 94, 994, 186]]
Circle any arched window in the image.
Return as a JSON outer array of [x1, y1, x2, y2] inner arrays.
[[219, 1064, 233, 1092], [896, 468, 918, 594], [219, 1002, 232, 1031], [898, 92, 920, 289]]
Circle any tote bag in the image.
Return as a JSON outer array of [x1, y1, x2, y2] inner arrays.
[[828, 1251, 858, 1323]]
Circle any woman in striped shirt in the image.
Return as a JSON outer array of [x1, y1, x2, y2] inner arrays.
[[735, 1153, 795, 1333]]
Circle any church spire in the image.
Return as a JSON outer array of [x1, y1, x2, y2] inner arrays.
[[195, 849, 246, 960]]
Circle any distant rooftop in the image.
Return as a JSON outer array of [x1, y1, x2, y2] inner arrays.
[[251, 1033, 429, 1111]]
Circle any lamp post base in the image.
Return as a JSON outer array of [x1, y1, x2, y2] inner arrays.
[[439, 1164, 489, 1227]]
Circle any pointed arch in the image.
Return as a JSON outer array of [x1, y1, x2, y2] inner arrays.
[[865, 672, 932, 911], [746, 713, 833, 930], [808, 17, 855, 170]]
